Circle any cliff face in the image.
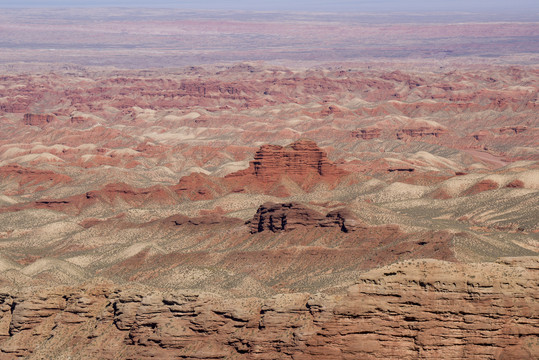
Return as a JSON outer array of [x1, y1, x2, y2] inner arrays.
[[1, 257, 537, 359], [227, 139, 347, 183], [351, 128, 382, 140], [23, 113, 56, 127], [249, 202, 361, 233]]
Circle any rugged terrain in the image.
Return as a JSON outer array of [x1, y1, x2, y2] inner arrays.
[[0, 7, 538, 359], [1, 257, 537, 359]]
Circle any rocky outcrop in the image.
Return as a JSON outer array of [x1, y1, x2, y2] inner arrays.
[[1, 257, 537, 359], [249, 202, 325, 232], [506, 179, 525, 188], [226, 139, 347, 183], [249, 202, 361, 233], [471, 130, 489, 141], [0, 164, 71, 188], [397, 125, 448, 139], [351, 128, 382, 140], [23, 113, 56, 127], [319, 208, 362, 232], [173, 172, 224, 201], [499, 125, 527, 134], [463, 179, 499, 195], [162, 213, 242, 227]]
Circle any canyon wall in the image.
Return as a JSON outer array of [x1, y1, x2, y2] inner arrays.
[[1, 257, 536, 359]]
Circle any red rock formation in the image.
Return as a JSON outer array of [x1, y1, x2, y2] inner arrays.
[[84, 182, 174, 205], [499, 125, 527, 134], [4, 182, 176, 214], [320, 104, 345, 117], [387, 167, 415, 172], [463, 179, 499, 195], [471, 130, 489, 141], [319, 208, 362, 232], [397, 125, 448, 139], [249, 202, 325, 233], [162, 213, 242, 227], [23, 113, 56, 127], [0, 164, 71, 188], [1, 258, 536, 359], [506, 179, 525, 188], [172, 172, 224, 201], [69, 116, 86, 124], [351, 128, 382, 140], [249, 202, 361, 233], [226, 139, 348, 185]]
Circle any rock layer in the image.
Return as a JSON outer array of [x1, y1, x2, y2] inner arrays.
[[22, 113, 56, 127], [351, 128, 382, 140], [249, 202, 361, 233], [227, 139, 347, 183], [0, 257, 537, 359]]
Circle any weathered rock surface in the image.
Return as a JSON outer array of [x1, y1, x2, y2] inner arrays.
[[227, 139, 348, 183], [499, 125, 527, 134], [0, 257, 536, 359], [463, 179, 499, 196], [0, 164, 72, 193], [249, 202, 325, 232], [351, 128, 382, 140], [249, 202, 361, 233], [22, 113, 56, 127], [397, 125, 448, 139], [162, 213, 243, 227]]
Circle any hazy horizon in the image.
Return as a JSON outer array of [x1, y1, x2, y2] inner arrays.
[[1, 0, 538, 13]]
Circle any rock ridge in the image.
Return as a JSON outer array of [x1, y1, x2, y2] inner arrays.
[[0, 258, 536, 359], [226, 139, 348, 183], [249, 202, 361, 233]]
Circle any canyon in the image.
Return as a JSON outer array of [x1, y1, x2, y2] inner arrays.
[[0, 6, 537, 359]]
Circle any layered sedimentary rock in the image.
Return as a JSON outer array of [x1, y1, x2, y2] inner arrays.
[[249, 202, 325, 232], [0, 164, 71, 188], [463, 179, 499, 195], [499, 125, 527, 134], [351, 128, 382, 140], [227, 139, 347, 183], [396, 125, 448, 139], [249, 202, 361, 233], [1, 257, 536, 359], [22, 113, 56, 127]]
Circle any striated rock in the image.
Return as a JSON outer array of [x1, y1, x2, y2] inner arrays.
[[0, 258, 537, 359], [173, 172, 224, 201], [397, 125, 448, 139], [70, 116, 86, 124], [387, 167, 415, 172], [0, 164, 72, 188], [499, 125, 527, 134], [249, 202, 325, 233], [8, 182, 175, 214], [506, 179, 525, 188], [320, 208, 362, 232], [471, 130, 489, 141], [226, 139, 348, 183], [84, 182, 172, 205], [249, 202, 361, 233], [162, 213, 242, 227], [23, 113, 56, 127], [351, 128, 382, 140], [69, 115, 98, 127], [9, 294, 66, 335], [463, 179, 499, 195]]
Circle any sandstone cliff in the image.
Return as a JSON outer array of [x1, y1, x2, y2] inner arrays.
[[226, 139, 347, 184], [1, 257, 536, 359], [249, 202, 361, 233], [22, 113, 56, 127]]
